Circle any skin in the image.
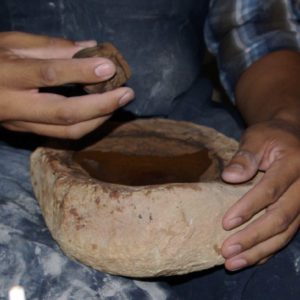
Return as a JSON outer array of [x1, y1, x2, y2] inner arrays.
[[0, 31, 135, 138], [221, 50, 300, 271]]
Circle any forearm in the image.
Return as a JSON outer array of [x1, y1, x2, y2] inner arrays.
[[236, 50, 300, 126]]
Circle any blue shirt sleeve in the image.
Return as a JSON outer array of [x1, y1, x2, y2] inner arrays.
[[205, 0, 300, 101]]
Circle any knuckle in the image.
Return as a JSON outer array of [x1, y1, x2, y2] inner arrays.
[[274, 211, 292, 232], [39, 63, 58, 86], [64, 125, 85, 140], [249, 230, 261, 245], [55, 106, 78, 125], [263, 184, 280, 203]]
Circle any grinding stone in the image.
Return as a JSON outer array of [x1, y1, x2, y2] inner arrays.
[[73, 43, 132, 93]]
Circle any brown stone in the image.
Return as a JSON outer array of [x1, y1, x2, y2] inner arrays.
[[73, 43, 132, 93], [30, 119, 261, 277]]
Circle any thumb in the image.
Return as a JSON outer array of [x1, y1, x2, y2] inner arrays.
[[222, 131, 266, 183]]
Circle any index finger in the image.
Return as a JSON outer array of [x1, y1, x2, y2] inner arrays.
[[0, 56, 116, 89]]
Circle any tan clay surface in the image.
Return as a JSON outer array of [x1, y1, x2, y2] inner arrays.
[[30, 119, 260, 277], [73, 43, 131, 93]]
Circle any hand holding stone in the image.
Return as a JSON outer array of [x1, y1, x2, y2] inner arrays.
[[73, 43, 132, 93], [0, 32, 134, 138]]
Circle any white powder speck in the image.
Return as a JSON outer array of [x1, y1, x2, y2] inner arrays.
[[100, 277, 132, 300], [48, 2, 56, 8], [133, 280, 168, 300], [34, 246, 41, 256], [42, 252, 66, 276], [56, 288, 72, 300], [295, 256, 300, 273], [0, 225, 11, 243], [288, 245, 300, 274], [56, 280, 96, 300]]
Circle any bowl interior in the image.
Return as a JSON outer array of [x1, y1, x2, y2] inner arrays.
[[73, 133, 221, 186]]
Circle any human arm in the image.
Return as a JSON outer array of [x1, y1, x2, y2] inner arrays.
[[222, 50, 300, 271], [0, 31, 134, 139], [205, 1, 300, 271]]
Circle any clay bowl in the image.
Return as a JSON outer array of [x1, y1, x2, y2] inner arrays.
[[30, 119, 259, 277]]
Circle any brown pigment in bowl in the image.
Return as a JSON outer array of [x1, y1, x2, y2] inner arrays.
[[73, 149, 214, 186]]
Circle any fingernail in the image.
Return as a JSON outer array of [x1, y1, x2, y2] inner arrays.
[[230, 258, 247, 271], [225, 244, 242, 258], [119, 90, 134, 107], [95, 64, 114, 78], [226, 217, 243, 229], [75, 40, 97, 47], [226, 163, 244, 173]]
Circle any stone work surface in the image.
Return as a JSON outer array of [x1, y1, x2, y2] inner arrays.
[[30, 119, 260, 277]]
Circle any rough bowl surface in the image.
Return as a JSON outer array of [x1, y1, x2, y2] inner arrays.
[[30, 119, 259, 277]]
